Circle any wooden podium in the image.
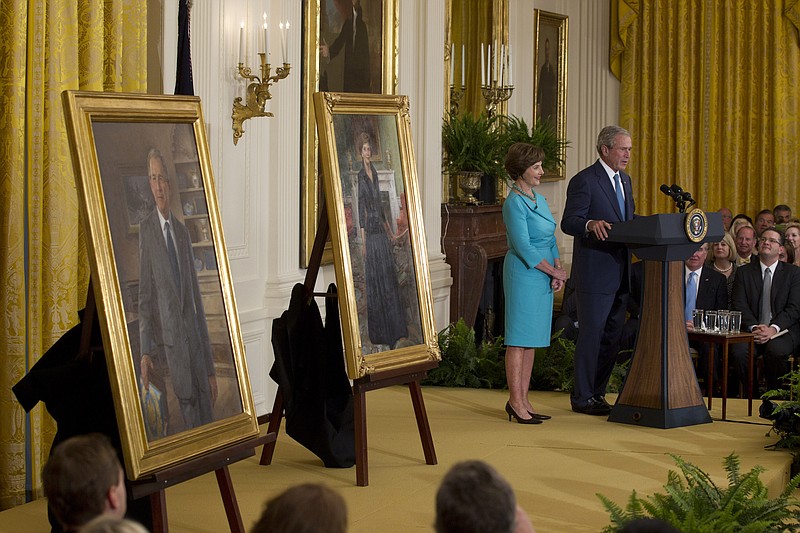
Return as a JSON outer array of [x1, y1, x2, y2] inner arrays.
[[606, 212, 724, 428]]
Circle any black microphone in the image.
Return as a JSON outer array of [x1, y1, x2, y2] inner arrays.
[[670, 184, 684, 196], [659, 184, 674, 197]]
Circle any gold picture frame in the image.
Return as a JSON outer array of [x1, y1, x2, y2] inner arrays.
[[533, 9, 568, 181], [62, 91, 259, 480], [313, 92, 439, 378], [301, 0, 398, 267]]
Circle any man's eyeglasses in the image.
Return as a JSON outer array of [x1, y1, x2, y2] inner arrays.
[[758, 237, 782, 245]]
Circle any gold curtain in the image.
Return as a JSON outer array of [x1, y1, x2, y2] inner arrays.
[[611, 0, 800, 217], [0, 0, 146, 509], [451, 0, 496, 116]]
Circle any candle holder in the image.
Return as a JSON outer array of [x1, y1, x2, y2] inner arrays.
[[231, 52, 291, 145], [449, 84, 466, 116], [481, 82, 514, 119]]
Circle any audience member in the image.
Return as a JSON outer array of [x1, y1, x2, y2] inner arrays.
[[435, 460, 535, 533], [754, 209, 776, 236], [783, 221, 800, 267], [730, 228, 800, 393], [728, 217, 752, 243], [79, 517, 148, 533], [730, 213, 753, 228], [774, 204, 792, 225], [251, 483, 347, 533], [43, 434, 127, 532], [709, 232, 737, 307], [718, 207, 733, 231], [779, 240, 795, 264], [684, 243, 728, 389], [734, 225, 757, 266]]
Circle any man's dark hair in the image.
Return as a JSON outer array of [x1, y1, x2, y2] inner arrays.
[[42, 433, 123, 530], [251, 483, 347, 533], [435, 460, 516, 533]]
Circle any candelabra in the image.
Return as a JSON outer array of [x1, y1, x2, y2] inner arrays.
[[231, 53, 291, 145], [481, 82, 514, 119], [449, 84, 466, 115]]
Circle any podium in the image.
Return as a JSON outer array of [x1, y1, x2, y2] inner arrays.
[[606, 211, 724, 428]]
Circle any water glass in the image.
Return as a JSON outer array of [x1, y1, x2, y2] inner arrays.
[[692, 309, 705, 331], [729, 311, 742, 334], [717, 310, 730, 334], [705, 310, 718, 333]]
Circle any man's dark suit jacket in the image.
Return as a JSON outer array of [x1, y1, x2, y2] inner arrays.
[[692, 265, 729, 313], [561, 160, 635, 293], [731, 260, 800, 347]]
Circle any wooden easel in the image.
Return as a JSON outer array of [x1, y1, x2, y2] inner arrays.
[[259, 200, 438, 486], [80, 281, 276, 532]]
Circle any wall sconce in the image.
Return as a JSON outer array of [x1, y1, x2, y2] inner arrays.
[[231, 18, 291, 145]]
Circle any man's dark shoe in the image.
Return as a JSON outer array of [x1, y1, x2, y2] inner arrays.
[[593, 395, 612, 410], [571, 397, 612, 416]]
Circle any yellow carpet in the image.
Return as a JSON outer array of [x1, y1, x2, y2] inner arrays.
[[0, 387, 792, 532]]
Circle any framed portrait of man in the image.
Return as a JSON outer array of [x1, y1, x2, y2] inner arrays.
[[533, 9, 568, 181], [301, 0, 399, 267], [313, 92, 440, 378], [62, 91, 259, 480]]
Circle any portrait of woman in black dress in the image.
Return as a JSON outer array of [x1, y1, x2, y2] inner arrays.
[[356, 133, 408, 349]]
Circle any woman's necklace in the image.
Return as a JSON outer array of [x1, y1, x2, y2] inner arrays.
[[510, 182, 537, 206], [713, 261, 732, 273]]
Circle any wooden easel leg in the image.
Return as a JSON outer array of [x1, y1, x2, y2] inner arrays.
[[259, 388, 284, 465], [150, 491, 168, 533], [354, 386, 368, 486], [407, 380, 437, 465], [216, 466, 245, 533]]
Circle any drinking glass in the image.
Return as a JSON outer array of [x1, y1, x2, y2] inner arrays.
[[717, 310, 730, 334], [705, 310, 718, 333], [692, 309, 705, 331], [729, 311, 742, 334]]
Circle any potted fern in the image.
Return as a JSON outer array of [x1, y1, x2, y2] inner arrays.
[[497, 115, 568, 176]]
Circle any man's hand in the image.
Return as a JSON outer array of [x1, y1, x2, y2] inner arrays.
[[587, 219, 612, 241], [140, 354, 154, 390], [686, 320, 694, 331], [752, 324, 777, 344], [208, 375, 218, 404]]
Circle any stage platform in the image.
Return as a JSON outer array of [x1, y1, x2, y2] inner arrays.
[[0, 387, 792, 532]]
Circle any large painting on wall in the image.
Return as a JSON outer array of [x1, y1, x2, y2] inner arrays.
[[301, 0, 398, 266]]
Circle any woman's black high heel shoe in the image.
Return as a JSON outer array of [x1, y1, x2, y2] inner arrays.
[[528, 411, 552, 420], [505, 402, 542, 424]]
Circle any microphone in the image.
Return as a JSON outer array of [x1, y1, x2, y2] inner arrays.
[[670, 184, 684, 196], [659, 184, 674, 197]]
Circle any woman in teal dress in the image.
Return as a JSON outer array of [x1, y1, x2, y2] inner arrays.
[[502, 143, 566, 424]]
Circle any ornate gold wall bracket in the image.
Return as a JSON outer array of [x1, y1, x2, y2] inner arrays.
[[231, 53, 291, 145]]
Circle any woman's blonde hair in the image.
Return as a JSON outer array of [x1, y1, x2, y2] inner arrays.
[[711, 232, 737, 263]]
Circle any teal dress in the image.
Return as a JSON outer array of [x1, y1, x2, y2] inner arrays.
[[502, 191, 559, 348]]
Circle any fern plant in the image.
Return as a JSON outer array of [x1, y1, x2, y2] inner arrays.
[[530, 329, 575, 391], [598, 453, 800, 532], [424, 319, 506, 389], [441, 112, 505, 178], [497, 115, 569, 173]]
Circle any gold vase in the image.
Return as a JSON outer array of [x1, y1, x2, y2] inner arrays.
[[457, 171, 483, 205]]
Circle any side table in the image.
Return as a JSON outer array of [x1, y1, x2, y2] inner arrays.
[[687, 330, 755, 421]]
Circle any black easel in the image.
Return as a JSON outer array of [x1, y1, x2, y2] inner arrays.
[[259, 200, 437, 486], [79, 281, 276, 532]]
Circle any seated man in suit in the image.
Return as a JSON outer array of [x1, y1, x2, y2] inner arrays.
[[734, 225, 758, 266], [731, 228, 800, 393], [683, 243, 728, 390]]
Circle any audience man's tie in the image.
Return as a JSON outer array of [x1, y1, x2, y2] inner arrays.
[[759, 267, 772, 325], [165, 221, 180, 285], [613, 172, 625, 219], [685, 271, 697, 322]]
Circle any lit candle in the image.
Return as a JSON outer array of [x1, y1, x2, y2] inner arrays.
[[488, 44, 492, 83], [262, 13, 268, 56], [508, 45, 513, 86], [285, 22, 290, 63], [450, 44, 454, 85], [481, 43, 485, 86], [238, 21, 245, 64], [500, 44, 505, 85], [461, 45, 465, 86]]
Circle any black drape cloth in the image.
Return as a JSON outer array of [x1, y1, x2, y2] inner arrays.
[[13, 310, 153, 532], [270, 283, 355, 468], [174, 0, 194, 95]]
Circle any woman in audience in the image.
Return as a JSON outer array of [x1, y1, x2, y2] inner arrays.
[[783, 221, 800, 266], [501, 143, 566, 424], [251, 483, 347, 533], [709, 232, 737, 307]]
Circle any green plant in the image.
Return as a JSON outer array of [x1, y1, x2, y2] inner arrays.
[[497, 115, 569, 173], [598, 453, 800, 532], [761, 368, 800, 462], [424, 319, 506, 389], [441, 112, 505, 178], [530, 329, 575, 391]]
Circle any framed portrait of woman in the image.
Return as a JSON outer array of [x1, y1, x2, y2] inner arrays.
[[301, 0, 399, 267], [313, 92, 439, 378]]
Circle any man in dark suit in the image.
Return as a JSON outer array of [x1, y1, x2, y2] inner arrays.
[[683, 243, 728, 387], [320, 0, 371, 93], [561, 126, 635, 415], [139, 148, 217, 434], [730, 228, 800, 392]]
